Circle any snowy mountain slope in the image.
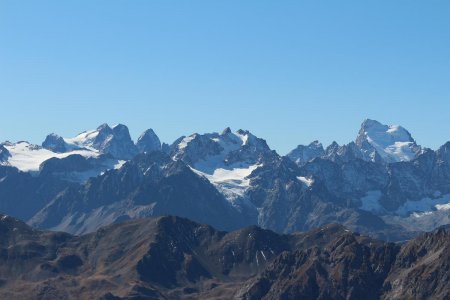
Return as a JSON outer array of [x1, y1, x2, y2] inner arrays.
[[0, 164, 72, 222], [136, 128, 161, 153], [289, 119, 423, 166], [190, 164, 261, 205], [1, 123, 163, 181], [1, 141, 100, 172], [287, 140, 325, 165], [171, 128, 275, 203], [297, 142, 450, 233], [355, 119, 422, 163], [63, 123, 138, 159], [1, 119, 450, 241], [29, 152, 250, 234]]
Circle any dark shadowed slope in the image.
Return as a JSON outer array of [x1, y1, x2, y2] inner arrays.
[[0, 214, 448, 300]]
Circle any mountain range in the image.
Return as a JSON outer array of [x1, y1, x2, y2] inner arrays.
[[0, 214, 448, 299], [1, 119, 450, 241]]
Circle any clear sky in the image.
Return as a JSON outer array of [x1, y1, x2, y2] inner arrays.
[[1, 1, 449, 154]]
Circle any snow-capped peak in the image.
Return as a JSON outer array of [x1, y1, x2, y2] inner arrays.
[[63, 123, 138, 159], [0, 144, 11, 162], [171, 128, 273, 203], [42, 133, 70, 153], [235, 129, 250, 145], [177, 134, 197, 150], [172, 128, 272, 167], [360, 119, 414, 144], [64, 127, 103, 151], [287, 140, 325, 166], [1, 123, 142, 177], [355, 119, 421, 163]]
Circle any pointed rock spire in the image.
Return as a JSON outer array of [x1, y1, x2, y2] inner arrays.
[[136, 129, 161, 153]]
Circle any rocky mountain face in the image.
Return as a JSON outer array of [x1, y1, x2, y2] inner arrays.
[[0, 145, 10, 162], [61, 123, 139, 160], [136, 129, 161, 153], [40, 123, 162, 160], [289, 119, 423, 166], [0, 165, 72, 222], [0, 120, 449, 241], [42, 133, 69, 153], [287, 140, 325, 166], [29, 152, 249, 234], [0, 214, 448, 300], [383, 226, 450, 300], [1, 123, 160, 179]]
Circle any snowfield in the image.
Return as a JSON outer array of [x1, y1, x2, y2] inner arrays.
[[362, 121, 419, 162], [297, 176, 314, 187], [191, 164, 260, 202], [3, 141, 99, 172], [174, 129, 265, 204], [396, 194, 450, 216], [359, 191, 450, 217]]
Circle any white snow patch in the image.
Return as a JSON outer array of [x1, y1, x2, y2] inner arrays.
[[297, 176, 314, 187], [260, 250, 267, 261], [366, 137, 416, 162], [114, 160, 126, 169], [385, 141, 416, 162], [178, 135, 196, 150], [396, 194, 450, 216], [435, 203, 450, 211], [412, 211, 433, 218], [235, 131, 249, 145], [64, 129, 100, 151]]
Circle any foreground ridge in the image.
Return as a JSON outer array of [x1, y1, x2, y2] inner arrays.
[[0, 214, 448, 300]]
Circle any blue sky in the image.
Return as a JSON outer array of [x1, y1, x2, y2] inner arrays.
[[1, 1, 449, 154]]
